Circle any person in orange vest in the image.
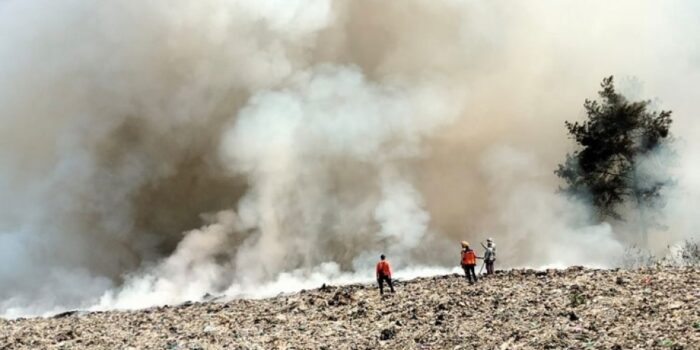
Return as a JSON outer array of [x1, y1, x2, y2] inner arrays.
[[376, 254, 395, 295], [460, 241, 478, 284]]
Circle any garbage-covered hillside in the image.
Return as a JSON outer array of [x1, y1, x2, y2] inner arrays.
[[1, 267, 698, 349]]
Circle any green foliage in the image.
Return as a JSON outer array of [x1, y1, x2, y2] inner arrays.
[[555, 76, 673, 220], [659, 338, 674, 347], [569, 292, 586, 307]]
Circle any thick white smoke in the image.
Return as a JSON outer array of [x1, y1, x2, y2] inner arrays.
[[0, 0, 699, 317]]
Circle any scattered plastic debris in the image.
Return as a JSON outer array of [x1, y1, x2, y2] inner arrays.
[[0, 267, 698, 349]]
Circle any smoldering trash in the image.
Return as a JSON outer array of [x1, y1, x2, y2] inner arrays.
[[0, 0, 699, 324]]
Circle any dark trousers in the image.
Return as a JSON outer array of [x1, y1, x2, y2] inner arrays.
[[462, 264, 477, 283], [377, 275, 395, 294], [485, 260, 495, 275]]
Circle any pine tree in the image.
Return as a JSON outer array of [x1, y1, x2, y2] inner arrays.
[[555, 76, 673, 221]]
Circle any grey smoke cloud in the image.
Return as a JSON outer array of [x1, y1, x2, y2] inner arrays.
[[0, 0, 699, 316]]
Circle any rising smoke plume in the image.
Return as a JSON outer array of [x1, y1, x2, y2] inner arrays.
[[0, 0, 699, 316]]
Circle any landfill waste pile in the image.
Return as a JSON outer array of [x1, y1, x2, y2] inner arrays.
[[1, 267, 698, 349]]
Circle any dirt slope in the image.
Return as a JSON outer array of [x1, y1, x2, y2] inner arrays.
[[1, 267, 699, 349]]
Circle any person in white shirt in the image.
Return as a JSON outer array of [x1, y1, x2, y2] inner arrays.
[[482, 238, 497, 275]]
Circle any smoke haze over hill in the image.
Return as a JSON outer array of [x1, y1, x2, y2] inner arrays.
[[0, 0, 699, 316]]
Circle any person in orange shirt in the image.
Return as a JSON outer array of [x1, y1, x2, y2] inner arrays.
[[460, 241, 478, 284], [375, 254, 395, 295]]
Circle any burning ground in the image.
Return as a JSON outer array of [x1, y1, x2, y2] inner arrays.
[[1, 267, 698, 349], [3, 0, 700, 316]]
